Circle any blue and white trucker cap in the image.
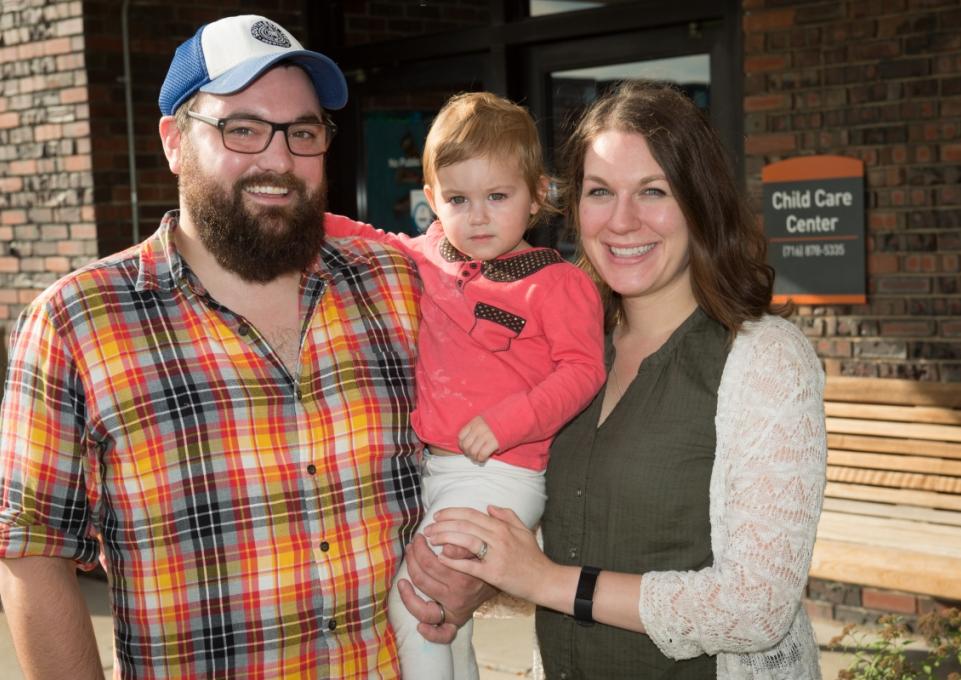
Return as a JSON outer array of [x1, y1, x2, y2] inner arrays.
[[158, 15, 348, 116]]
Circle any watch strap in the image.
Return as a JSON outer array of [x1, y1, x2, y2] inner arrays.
[[573, 565, 601, 624]]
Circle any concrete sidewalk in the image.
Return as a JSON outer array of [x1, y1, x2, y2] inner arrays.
[[0, 575, 859, 679]]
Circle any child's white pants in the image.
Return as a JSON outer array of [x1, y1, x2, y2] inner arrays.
[[388, 451, 547, 680]]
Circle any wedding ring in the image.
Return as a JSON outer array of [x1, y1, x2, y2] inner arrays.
[[435, 603, 446, 626], [475, 540, 489, 560]]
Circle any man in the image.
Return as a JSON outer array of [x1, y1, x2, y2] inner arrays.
[[0, 15, 482, 679]]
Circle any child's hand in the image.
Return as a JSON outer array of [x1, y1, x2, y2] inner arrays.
[[458, 417, 499, 463]]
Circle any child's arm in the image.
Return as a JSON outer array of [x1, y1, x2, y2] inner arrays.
[[323, 213, 422, 257], [470, 267, 606, 458]]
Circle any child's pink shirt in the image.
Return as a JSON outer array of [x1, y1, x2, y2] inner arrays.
[[325, 214, 605, 471]]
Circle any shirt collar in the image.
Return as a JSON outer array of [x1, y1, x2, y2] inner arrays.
[[134, 210, 372, 293]]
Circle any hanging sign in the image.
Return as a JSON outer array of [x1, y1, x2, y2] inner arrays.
[[763, 155, 865, 304]]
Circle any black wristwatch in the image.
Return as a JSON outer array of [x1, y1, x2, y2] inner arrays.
[[573, 565, 601, 625]]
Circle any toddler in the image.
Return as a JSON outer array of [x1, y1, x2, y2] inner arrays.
[[325, 91, 605, 679]]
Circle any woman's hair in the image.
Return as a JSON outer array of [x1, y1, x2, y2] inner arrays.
[[559, 80, 781, 336], [422, 91, 550, 218]]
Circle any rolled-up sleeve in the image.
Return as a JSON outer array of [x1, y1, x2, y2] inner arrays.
[[0, 300, 99, 564]]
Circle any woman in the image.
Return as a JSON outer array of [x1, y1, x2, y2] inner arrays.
[[424, 81, 827, 679]]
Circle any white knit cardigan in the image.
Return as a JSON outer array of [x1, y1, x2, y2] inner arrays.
[[638, 315, 827, 679]]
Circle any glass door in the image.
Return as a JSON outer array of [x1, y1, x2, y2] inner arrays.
[[521, 20, 739, 250]]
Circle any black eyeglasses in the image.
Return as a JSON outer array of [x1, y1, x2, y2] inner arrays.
[[186, 110, 337, 157]]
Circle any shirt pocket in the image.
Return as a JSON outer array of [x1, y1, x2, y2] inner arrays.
[[468, 302, 526, 352]]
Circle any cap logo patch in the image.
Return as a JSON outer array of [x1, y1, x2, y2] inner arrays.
[[250, 20, 291, 48]]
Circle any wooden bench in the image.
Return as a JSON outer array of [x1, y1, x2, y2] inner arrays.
[[809, 376, 961, 602]]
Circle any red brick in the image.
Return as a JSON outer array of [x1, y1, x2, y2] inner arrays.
[[8, 159, 37, 175], [862, 588, 917, 614], [945, 144, 961, 162], [62, 155, 91, 172], [869, 253, 899, 273], [743, 8, 796, 32], [746, 133, 796, 155], [70, 224, 97, 240], [0, 177, 23, 193], [1, 210, 26, 226], [745, 94, 789, 112], [18, 290, 40, 305], [745, 55, 789, 74], [0, 258, 20, 273], [0, 112, 19, 129], [880, 320, 936, 336], [56, 242, 84, 256], [943, 321, 961, 337], [44, 257, 72, 273], [803, 598, 834, 622], [60, 86, 87, 104], [34, 124, 62, 142], [903, 254, 939, 273]]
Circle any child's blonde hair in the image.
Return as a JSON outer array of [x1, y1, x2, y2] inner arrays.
[[422, 92, 549, 215]]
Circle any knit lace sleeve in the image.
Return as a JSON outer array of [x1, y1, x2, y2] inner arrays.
[[638, 317, 827, 663]]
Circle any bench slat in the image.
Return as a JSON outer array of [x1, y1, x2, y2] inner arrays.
[[824, 377, 961, 408], [825, 480, 961, 512], [811, 538, 961, 600], [817, 510, 961, 557], [825, 401, 961, 426], [827, 433, 961, 460], [826, 416, 961, 443], [827, 466, 961, 493], [822, 497, 961, 527], [828, 449, 961, 477]]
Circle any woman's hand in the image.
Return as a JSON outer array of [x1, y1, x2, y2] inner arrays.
[[423, 505, 557, 604], [398, 534, 497, 642]]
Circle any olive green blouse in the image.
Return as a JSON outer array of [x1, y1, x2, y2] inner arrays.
[[537, 308, 729, 679]]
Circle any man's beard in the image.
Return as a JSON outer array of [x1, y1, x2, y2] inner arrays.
[[179, 148, 327, 283]]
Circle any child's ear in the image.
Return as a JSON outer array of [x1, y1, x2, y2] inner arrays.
[[424, 184, 437, 214], [531, 175, 550, 214]]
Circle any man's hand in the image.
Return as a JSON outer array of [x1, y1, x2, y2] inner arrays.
[[397, 534, 496, 643], [457, 416, 499, 463]]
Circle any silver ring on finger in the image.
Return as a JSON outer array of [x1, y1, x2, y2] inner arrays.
[[434, 602, 446, 627], [475, 540, 489, 561]]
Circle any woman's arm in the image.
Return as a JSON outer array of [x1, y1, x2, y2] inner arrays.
[[425, 505, 648, 632], [639, 318, 827, 659]]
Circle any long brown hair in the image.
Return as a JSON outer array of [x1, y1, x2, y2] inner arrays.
[[559, 81, 782, 336]]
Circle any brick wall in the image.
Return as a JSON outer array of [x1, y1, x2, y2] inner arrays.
[[743, 0, 961, 382], [0, 0, 95, 331], [805, 577, 958, 627]]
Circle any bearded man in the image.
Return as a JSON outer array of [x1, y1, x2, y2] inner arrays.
[[0, 15, 486, 679]]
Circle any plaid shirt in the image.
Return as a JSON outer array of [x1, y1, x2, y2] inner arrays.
[[0, 212, 423, 679]]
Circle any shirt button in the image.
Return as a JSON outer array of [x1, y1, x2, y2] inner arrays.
[[307, 464, 317, 475], [295, 388, 303, 400], [560, 673, 569, 680], [461, 271, 470, 277], [238, 323, 250, 336], [469, 262, 478, 269], [575, 488, 583, 497], [457, 281, 463, 287], [327, 618, 337, 631], [569, 548, 577, 559], [320, 540, 330, 552]]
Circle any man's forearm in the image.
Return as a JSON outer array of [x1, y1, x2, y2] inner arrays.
[[0, 557, 103, 680]]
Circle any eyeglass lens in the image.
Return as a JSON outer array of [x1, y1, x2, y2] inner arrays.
[[221, 119, 330, 155]]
